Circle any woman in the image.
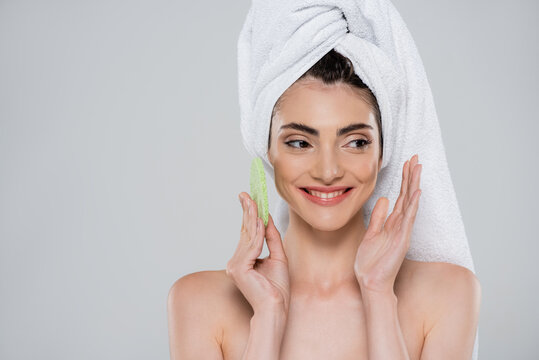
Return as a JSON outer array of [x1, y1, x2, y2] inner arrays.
[[167, 50, 481, 359]]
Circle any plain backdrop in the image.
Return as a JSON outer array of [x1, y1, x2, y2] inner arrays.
[[1, 0, 538, 359]]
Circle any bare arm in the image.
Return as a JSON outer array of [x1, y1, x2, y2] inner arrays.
[[167, 273, 224, 360], [419, 265, 481, 359], [361, 288, 411, 360], [241, 306, 288, 360], [360, 263, 481, 360]]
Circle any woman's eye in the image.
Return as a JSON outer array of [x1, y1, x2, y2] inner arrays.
[[285, 140, 310, 149], [349, 139, 371, 148]]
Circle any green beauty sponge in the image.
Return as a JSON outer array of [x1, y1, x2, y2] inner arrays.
[[249, 157, 269, 227]]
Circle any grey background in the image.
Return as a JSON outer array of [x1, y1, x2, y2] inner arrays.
[[0, 0, 537, 359]]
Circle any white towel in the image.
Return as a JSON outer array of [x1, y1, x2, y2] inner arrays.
[[237, 0, 478, 357]]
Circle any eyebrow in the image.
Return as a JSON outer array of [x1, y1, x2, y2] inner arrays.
[[279, 122, 374, 137]]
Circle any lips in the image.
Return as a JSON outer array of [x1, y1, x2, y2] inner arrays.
[[301, 186, 351, 193], [298, 186, 354, 206]]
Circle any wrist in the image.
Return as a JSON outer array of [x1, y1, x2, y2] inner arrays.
[[357, 277, 396, 299], [250, 308, 288, 346], [361, 288, 398, 310], [243, 306, 287, 360], [253, 305, 288, 324]]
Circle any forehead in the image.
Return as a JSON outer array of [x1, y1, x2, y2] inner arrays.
[[275, 79, 377, 132]]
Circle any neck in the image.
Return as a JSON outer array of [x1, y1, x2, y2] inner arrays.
[[282, 208, 367, 295]]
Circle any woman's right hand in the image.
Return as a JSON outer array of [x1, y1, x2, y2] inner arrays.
[[226, 192, 291, 315]]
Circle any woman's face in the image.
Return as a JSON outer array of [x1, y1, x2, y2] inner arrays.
[[267, 78, 382, 231]]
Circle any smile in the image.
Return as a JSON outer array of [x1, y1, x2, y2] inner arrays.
[[298, 187, 353, 206]]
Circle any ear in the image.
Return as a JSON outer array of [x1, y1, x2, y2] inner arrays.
[[378, 155, 383, 172]]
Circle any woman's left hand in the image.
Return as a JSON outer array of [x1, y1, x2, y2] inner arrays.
[[353, 154, 423, 295]]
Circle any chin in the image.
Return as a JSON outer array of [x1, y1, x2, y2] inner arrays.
[[304, 212, 353, 232]]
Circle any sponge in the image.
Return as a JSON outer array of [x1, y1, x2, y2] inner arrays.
[[249, 157, 269, 227]]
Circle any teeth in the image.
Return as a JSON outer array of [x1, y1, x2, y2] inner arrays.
[[307, 189, 345, 199]]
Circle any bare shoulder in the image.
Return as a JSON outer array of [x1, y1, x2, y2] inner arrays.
[[402, 258, 480, 285], [405, 259, 481, 299], [167, 270, 251, 347], [401, 259, 481, 335], [168, 269, 232, 300], [167, 270, 229, 355]]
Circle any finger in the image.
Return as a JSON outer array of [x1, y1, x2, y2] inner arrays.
[[405, 164, 423, 218], [410, 153, 418, 170], [233, 195, 264, 268], [414, 164, 422, 193], [265, 213, 288, 262], [240, 193, 257, 245], [408, 163, 422, 206], [385, 160, 409, 230], [365, 197, 389, 238], [246, 197, 259, 246], [252, 217, 265, 255], [240, 193, 251, 241], [396, 159, 410, 213], [406, 155, 418, 204], [401, 189, 422, 239], [238, 193, 259, 256]]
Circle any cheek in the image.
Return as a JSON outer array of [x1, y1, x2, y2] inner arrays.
[[354, 159, 379, 183], [272, 153, 308, 182], [269, 152, 310, 200]]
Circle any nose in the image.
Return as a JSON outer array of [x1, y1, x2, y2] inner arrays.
[[310, 145, 344, 183]]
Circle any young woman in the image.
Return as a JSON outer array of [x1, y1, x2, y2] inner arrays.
[[167, 50, 481, 360]]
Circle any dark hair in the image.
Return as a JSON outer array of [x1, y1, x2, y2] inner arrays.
[[268, 49, 383, 159]]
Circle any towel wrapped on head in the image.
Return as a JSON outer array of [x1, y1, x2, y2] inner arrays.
[[237, 0, 478, 357]]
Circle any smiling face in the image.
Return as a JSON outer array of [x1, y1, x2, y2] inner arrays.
[[267, 77, 383, 231]]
